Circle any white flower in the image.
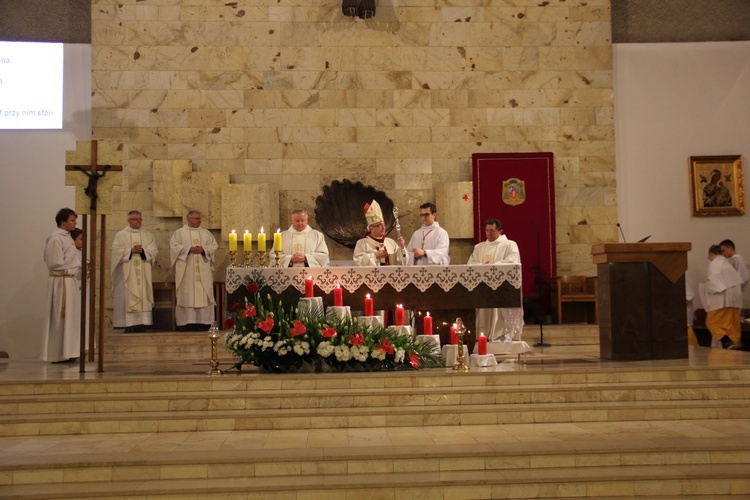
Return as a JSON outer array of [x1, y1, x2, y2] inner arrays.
[[351, 344, 368, 362], [317, 341, 334, 357], [395, 348, 405, 363], [293, 340, 311, 356], [371, 348, 386, 361], [334, 344, 352, 362]]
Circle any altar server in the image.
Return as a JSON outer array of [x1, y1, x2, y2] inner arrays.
[[402, 202, 450, 266], [170, 211, 218, 330], [41, 208, 81, 362], [354, 200, 406, 266], [278, 209, 330, 267], [467, 219, 522, 342], [700, 244, 743, 349], [111, 211, 158, 332]]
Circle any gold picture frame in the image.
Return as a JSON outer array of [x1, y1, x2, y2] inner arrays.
[[689, 155, 744, 216]]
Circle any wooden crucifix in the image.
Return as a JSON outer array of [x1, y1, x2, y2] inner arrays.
[[65, 140, 123, 373]]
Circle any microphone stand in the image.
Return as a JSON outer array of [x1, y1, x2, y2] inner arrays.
[[529, 229, 550, 347]]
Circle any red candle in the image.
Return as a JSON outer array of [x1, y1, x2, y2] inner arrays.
[[477, 333, 487, 355], [333, 284, 343, 307], [395, 304, 404, 326], [305, 276, 314, 298], [364, 294, 374, 316], [423, 312, 433, 335], [450, 324, 458, 345]]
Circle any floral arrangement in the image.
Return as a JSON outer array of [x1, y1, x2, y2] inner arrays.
[[224, 272, 442, 372]]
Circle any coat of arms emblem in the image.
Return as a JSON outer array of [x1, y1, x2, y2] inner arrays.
[[502, 178, 526, 206]]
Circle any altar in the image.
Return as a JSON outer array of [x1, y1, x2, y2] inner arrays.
[[225, 264, 522, 338]]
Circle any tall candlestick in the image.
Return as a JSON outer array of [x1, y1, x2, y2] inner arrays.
[[395, 304, 404, 326], [423, 312, 433, 335], [364, 294, 374, 317], [243, 230, 252, 251], [273, 229, 282, 252], [305, 276, 314, 298], [333, 284, 343, 307], [257, 227, 266, 252], [450, 324, 458, 345], [228, 230, 237, 252], [477, 332, 487, 355]]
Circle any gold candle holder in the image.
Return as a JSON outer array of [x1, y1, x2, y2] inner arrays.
[[229, 250, 238, 268], [207, 322, 223, 376], [453, 317, 469, 372], [243, 251, 252, 268], [274, 250, 282, 268], [259, 251, 267, 268]]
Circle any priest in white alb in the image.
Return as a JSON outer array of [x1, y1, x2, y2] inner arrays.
[[278, 209, 330, 268], [467, 218, 523, 342], [111, 210, 158, 332], [41, 208, 81, 363], [700, 244, 743, 349], [354, 200, 406, 266], [403, 202, 450, 266], [170, 211, 218, 330]]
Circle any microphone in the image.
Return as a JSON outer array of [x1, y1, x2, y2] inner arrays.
[[616, 223, 627, 243]]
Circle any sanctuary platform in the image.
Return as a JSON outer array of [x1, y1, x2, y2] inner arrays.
[[1, 324, 750, 499]]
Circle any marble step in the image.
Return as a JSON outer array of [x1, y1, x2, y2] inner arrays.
[[1, 453, 748, 498], [2, 435, 749, 487]]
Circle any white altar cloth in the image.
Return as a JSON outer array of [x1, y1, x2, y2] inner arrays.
[[469, 354, 498, 367], [441, 344, 469, 367]]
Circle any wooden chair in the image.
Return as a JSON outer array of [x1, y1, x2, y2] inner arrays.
[[550, 275, 598, 324]]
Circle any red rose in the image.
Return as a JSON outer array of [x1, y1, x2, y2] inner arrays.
[[224, 318, 236, 330], [247, 282, 259, 294]]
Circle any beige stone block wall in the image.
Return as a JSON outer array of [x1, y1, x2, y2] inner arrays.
[[92, 0, 615, 277]]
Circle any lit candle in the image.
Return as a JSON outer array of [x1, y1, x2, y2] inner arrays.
[[305, 276, 314, 298], [257, 227, 266, 252], [228, 229, 237, 252], [333, 284, 343, 307], [243, 230, 252, 252], [395, 304, 404, 326], [423, 312, 433, 335], [450, 324, 458, 345], [364, 293, 374, 317], [477, 332, 487, 355], [273, 228, 282, 252]]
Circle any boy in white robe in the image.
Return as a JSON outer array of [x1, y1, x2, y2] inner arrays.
[[41, 208, 81, 362], [700, 244, 743, 349]]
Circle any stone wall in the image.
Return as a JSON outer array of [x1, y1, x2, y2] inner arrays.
[[90, 0, 615, 280]]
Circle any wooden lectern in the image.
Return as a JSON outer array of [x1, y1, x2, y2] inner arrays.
[[591, 243, 692, 361]]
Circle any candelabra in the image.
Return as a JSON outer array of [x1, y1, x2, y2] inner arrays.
[[229, 250, 238, 268], [452, 317, 469, 372], [243, 250, 253, 268], [259, 251, 267, 268], [274, 250, 282, 268], [207, 322, 223, 376]]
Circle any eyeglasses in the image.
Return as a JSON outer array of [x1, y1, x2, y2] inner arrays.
[[419, 213, 433, 217]]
